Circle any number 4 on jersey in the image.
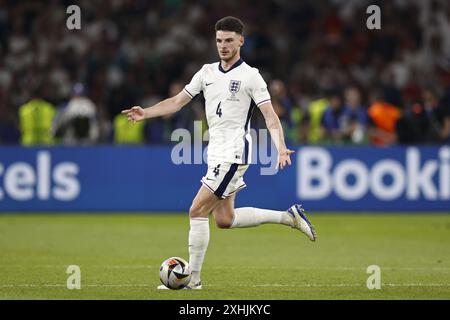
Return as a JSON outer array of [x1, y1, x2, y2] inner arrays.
[[216, 102, 222, 118]]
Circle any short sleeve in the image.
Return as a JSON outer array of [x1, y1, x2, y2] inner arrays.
[[249, 71, 271, 107], [183, 66, 204, 99]]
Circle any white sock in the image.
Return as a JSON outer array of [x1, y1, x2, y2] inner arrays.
[[188, 218, 209, 284], [230, 207, 293, 228]]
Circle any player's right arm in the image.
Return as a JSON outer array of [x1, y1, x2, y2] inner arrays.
[[121, 90, 191, 123]]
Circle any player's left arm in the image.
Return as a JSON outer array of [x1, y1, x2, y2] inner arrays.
[[259, 102, 295, 169]]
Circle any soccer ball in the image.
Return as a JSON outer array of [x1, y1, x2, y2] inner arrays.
[[159, 257, 192, 290]]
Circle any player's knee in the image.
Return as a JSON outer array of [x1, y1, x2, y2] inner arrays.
[[215, 215, 233, 229], [216, 220, 232, 229]]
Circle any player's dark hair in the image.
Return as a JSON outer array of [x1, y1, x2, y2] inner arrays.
[[215, 16, 244, 35]]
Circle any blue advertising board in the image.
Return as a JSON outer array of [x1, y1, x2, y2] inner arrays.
[[0, 146, 449, 212]]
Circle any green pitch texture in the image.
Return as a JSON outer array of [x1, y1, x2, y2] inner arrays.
[[0, 213, 449, 300]]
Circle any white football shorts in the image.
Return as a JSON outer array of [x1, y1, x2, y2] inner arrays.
[[201, 161, 249, 199]]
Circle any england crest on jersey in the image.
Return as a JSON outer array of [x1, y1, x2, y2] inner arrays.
[[229, 80, 241, 94]]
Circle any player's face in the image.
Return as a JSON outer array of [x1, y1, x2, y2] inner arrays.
[[216, 31, 244, 62]]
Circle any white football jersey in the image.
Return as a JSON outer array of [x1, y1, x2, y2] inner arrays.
[[183, 58, 271, 164]]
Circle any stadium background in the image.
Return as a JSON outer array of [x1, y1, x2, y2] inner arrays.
[[0, 0, 449, 300]]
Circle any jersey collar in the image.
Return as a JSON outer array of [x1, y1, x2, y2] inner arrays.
[[218, 58, 244, 73]]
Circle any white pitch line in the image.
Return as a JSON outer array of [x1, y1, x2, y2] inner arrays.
[[209, 266, 450, 271], [227, 283, 450, 288], [0, 265, 449, 271], [0, 284, 152, 288], [1, 283, 449, 288], [0, 265, 157, 269]]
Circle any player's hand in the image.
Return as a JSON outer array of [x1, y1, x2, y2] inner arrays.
[[121, 106, 145, 123], [277, 149, 295, 170]]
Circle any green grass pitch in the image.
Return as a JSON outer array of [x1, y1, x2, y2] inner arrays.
[[0, 213, 449, 300]]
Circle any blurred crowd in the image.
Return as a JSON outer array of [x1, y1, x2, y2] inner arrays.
[[0, 0, 449, 146]]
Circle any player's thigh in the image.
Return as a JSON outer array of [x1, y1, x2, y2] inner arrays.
[[212, 194, 235, 228], [189, 185, 222, 218]]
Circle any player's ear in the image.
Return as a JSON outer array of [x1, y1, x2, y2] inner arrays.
[[239, 35, 244, 47]]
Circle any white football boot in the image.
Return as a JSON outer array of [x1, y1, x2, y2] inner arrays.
[[287, 204, 317, 241], [157, 281, 202, 290]]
